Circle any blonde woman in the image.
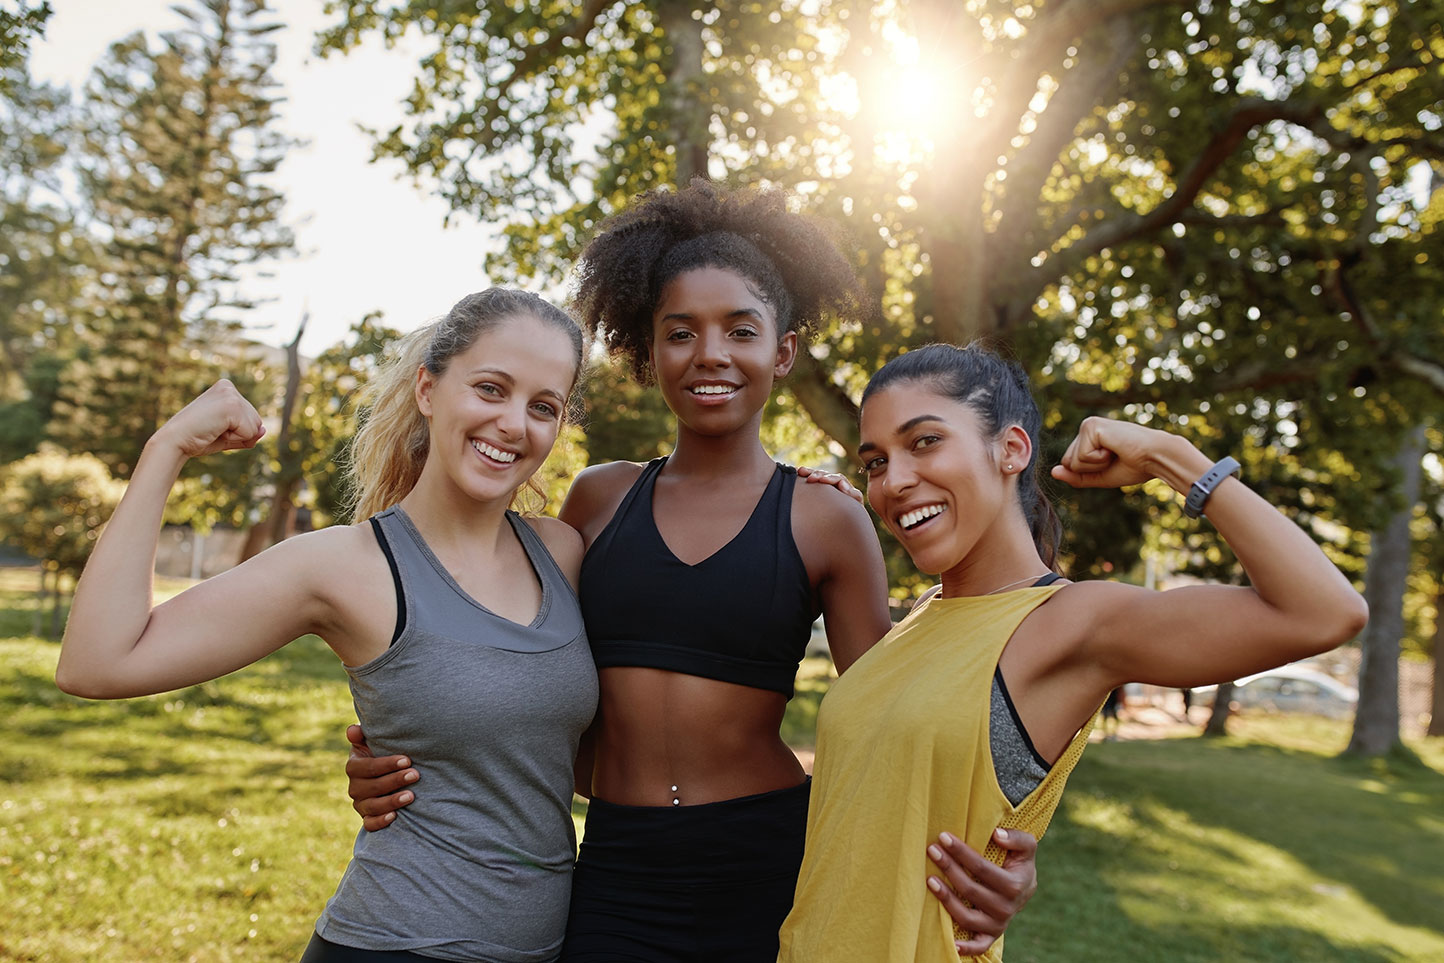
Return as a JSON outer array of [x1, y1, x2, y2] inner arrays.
[[58, 289, 596, 963]]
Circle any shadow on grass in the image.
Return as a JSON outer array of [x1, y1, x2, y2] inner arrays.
[[1055, 737, 1444, 943], [1011, 894, 1407, 963]]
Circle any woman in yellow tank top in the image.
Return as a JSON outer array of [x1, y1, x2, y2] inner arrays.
[[777, 343, 1369, 963]]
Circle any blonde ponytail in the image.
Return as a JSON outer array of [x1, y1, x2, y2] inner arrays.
[[348, 324, 435, 521]]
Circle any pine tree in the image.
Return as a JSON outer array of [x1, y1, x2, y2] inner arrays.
[[52, 0, 294, 478], [0, 24, 90, 463]]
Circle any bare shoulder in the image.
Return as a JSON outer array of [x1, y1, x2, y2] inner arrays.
[[560, 460, 648, 537], [791, 475, 875, 540], [522, 514, 585, 585], [571, 460, 646, 498], [287, 522, 393, 590], [1023, 578, 1142, 641]]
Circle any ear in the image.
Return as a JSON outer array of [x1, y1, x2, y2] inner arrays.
[[999, 424, 1033, 476], [414, 365, 436, 418], [773, 330, 798, 379]]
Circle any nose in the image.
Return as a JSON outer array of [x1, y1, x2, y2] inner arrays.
[[694, 327, 731, 368], [879, 456, 918, 499], [495, 398, 526, 439]]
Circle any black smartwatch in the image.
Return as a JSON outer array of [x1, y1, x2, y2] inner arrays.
[[1183, 456, 1240, 518]]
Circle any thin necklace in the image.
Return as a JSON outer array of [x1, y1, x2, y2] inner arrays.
[[983, 572, 1052, 596]]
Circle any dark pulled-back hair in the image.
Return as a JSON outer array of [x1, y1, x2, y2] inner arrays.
[[863, 343, 1064, 571], [572, 179, 859, 382]]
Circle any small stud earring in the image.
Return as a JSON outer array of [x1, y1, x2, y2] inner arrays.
[[1006, 464, 1014, 471]]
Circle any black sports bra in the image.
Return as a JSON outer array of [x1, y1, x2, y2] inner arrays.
[[578, 457, 818, 697]]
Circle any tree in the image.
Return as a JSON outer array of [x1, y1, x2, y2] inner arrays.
[[289, 313, 400, 525], [319, 0, 1441, 438], [322, 1, 1442, 743], [50, 0, 295, 478], [0, 2, 51, 87], [0, 445, 123, 637], [0, 23, 94, 463]]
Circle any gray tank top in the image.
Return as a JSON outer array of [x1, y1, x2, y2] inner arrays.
[[314, 507, 598, 962]]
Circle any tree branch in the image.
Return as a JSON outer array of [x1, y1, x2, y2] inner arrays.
[[977, 0, 1191, 155], [1064, 356, 1350, 411], [1028, 96, 1328, 289], [499, 0, 615, 95], [789, 351, 862, 465], [992, 12, 1141, 274]]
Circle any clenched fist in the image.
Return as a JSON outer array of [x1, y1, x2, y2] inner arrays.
[[151, 380, 267, 459]]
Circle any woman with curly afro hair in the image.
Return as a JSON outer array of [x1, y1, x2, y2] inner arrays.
[[346, 182, 1040, 962]]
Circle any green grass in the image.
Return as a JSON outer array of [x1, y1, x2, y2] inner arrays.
[[2, 566, 1441, 962], [1007, 720, 1444, 963]]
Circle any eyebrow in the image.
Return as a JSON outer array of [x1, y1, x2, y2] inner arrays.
[[469, 366, 567, 402], [659, 308, 766, 323], [856, 414, 946, 457]]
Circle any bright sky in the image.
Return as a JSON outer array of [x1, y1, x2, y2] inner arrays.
[[30, 1, 503, 356]]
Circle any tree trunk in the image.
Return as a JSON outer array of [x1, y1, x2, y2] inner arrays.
[[1429, 587, 1444, 737], [1203, 681, 1235, 737], [240, 312, 308, 563], [788, 354, 862, 466], [1346, 425, 1425, 756], [265, 312, 309, 548], [658, 0, 708, 185]]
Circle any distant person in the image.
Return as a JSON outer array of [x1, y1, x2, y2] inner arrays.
[[58, 290, 598, 962], [774, 343, 1368, 962], [1101, 686, 1124, 738]]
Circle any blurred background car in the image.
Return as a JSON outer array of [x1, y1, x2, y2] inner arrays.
[[1190, 665, 1359, 720]]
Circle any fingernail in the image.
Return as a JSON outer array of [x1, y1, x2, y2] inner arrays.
[[395, 757, 410, 768], [995, 828, 1010, 842], [382, 812, 395, 823], [399, 791, 414, 804], [939, 832, 956, 846], [927, 844, 943, 860], [927, 877, 942, 893], [403, 770, 419, 783]]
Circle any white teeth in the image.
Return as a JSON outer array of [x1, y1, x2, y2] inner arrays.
[[899, 504, 946, 530], [690, 384, 737, 395], [472, 440, 517, 463]]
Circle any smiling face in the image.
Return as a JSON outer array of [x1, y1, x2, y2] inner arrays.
[[858, 381, 1031, 579], [649, 266, 797, 437], [415, 313, 578, 506]]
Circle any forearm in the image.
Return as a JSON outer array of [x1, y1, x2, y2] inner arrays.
[[1156, 436, 1366, 648], [57, 436, 188, 695]]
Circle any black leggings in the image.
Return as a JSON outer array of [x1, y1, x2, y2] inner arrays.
[[561, 779, 810, 963], [298, 933, 447, 963]]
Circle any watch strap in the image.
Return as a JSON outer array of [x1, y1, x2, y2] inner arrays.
[[1183, 455, 1240, 518]]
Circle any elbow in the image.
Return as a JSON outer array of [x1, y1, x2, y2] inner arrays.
[[54, 665, 94, 698], [55, 653, 121, 700], [1337, 592, 1370, 644], [1300, 591, 1369, 657]]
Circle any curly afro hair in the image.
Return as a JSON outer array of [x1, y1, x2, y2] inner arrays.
[[572, 179, 859, 383]]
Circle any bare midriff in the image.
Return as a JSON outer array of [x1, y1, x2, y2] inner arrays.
[[590, 667, 805, 807]]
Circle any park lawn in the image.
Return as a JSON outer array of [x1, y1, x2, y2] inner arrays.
[[3, 565, 1442, 962]]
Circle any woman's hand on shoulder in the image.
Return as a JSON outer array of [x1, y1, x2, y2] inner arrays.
[[926, 828, 1039, 957], [150, 379, 266, 460], [795, 465, 864, 503]]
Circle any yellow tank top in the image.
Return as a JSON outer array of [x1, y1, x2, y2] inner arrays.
[[777, 584, 1095, 963]]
